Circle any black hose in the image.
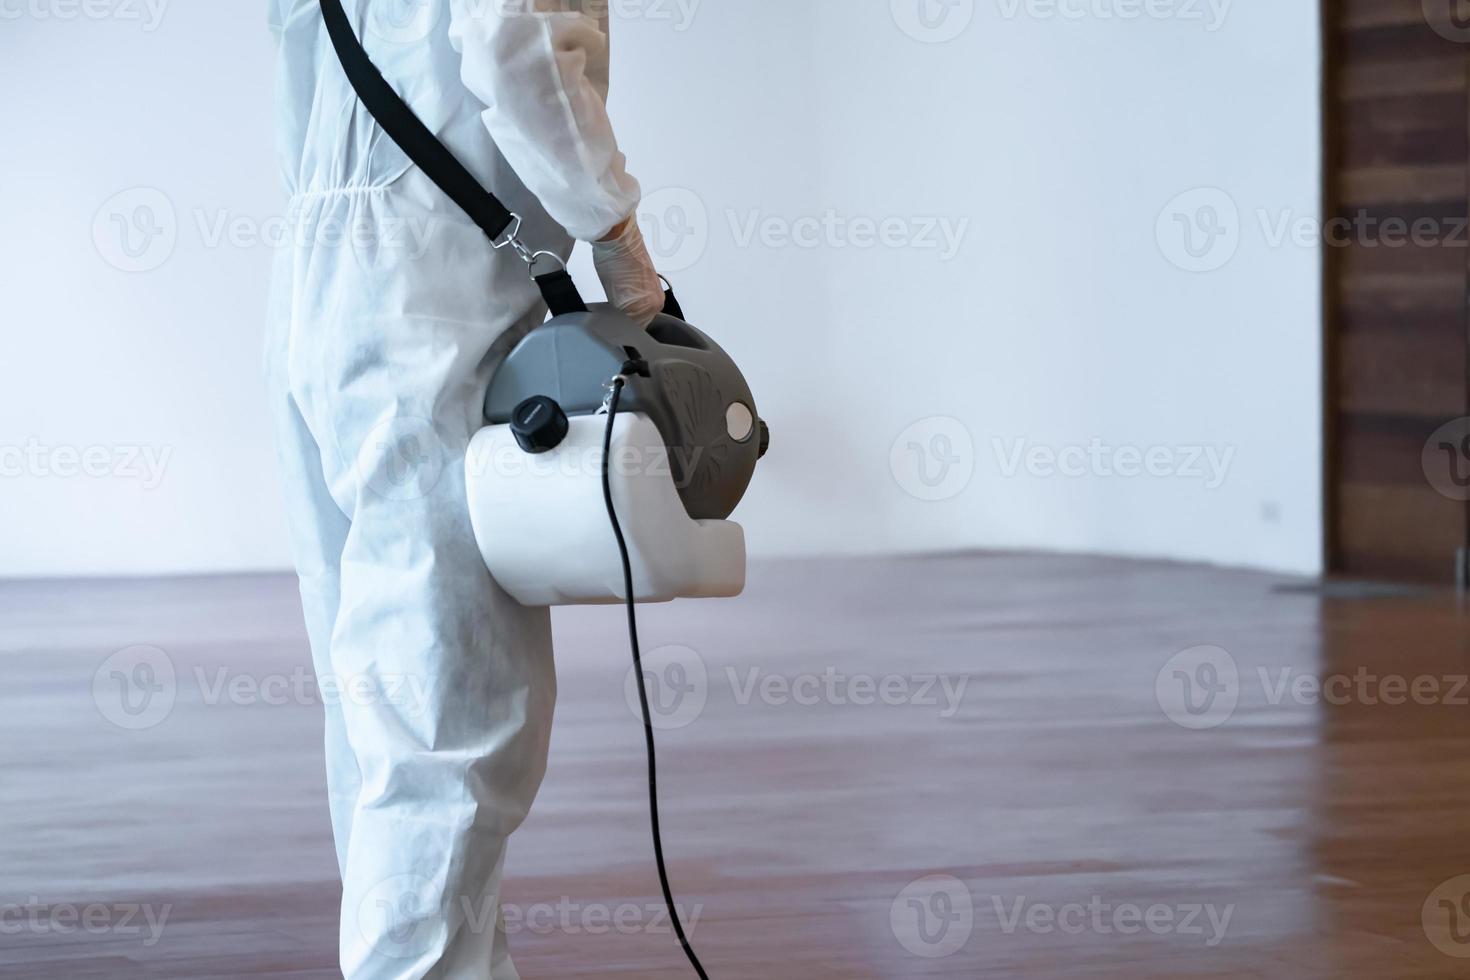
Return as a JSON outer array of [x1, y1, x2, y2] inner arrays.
[[600, 376, 712, 980]]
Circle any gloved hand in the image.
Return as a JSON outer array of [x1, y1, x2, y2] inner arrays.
[[593, 216, 665, 328]]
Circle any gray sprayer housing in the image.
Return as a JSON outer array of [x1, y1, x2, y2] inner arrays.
[[484, 307, 767, 521]]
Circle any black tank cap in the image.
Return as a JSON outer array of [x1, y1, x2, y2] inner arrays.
[[510, 396, 569, 455]]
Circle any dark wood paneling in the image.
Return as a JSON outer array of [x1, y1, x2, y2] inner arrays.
[[1339, 324, 1467, 416], [1326, 0, 1469, 582]]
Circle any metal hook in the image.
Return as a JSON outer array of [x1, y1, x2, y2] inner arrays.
[[526, 250, 568, 279]]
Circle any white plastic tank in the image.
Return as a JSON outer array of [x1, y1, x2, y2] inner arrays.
[[465, 413, 747, 606]]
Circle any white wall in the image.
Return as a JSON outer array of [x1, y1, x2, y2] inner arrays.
[[0, 0, 1321, 578], [801, 0, 1324, 574], [1, 4, 286, 577]]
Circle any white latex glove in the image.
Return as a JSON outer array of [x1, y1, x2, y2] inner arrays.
[[593, 217, 665, 328]]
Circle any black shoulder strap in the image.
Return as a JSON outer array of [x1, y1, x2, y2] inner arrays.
[[320, 0, 516, 242], [320, 0, 594, 317]]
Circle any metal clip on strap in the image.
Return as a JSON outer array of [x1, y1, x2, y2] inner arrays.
[[489, 218, 585, 317]]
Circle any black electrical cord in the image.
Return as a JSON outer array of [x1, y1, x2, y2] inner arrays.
[[601, 375, 712, 980]]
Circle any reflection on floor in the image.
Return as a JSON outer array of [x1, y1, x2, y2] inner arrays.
[[2, 553, 1469, 978]]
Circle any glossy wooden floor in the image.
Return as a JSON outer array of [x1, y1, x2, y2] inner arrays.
[[2, 554, 1469, 978]]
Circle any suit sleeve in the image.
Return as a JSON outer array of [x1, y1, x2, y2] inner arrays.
[[448, 0, 641, 242]]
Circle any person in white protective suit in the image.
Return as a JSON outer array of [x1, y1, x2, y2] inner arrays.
[[264, 1, 664, 976]]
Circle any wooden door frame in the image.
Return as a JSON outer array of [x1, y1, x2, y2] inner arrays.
[[1320, 2, 1470, 586]]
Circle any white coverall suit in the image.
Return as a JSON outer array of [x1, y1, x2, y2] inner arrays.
[[265, 1, 641, 975]]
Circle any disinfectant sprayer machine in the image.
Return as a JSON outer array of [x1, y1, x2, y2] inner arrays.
[[469, 311, 767, 606], [323, 3, 762, 976]]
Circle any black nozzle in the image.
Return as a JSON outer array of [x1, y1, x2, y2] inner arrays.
[[510, 396, 569, 454], [620, 345, 651, 378], [757, 420, 770, 459]]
